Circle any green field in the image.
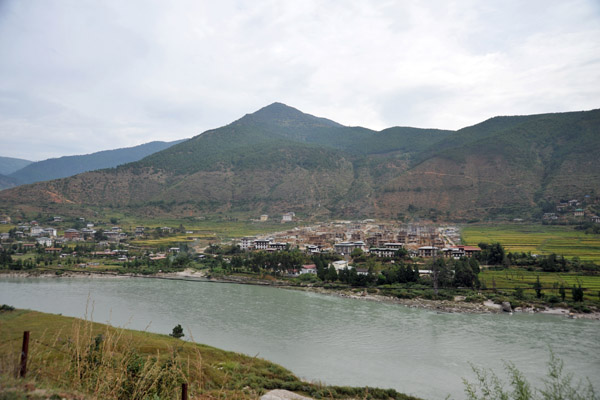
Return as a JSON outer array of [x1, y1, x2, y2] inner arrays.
[[479, 269, 600, 301], [462, 224, 600, 263]]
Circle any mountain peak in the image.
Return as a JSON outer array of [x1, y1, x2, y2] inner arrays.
[[239, 102, 343, 128]]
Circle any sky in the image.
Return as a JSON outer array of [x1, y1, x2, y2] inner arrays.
[[0, 0, 599, 161]]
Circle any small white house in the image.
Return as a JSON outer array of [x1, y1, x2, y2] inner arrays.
[[300, 264, 317, 274], [330, 260, 349, 271]]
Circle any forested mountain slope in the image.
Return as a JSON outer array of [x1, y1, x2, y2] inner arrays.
[[0, 104, 597, 221]]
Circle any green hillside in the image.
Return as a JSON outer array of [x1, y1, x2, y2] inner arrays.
[[0, 104, 598, 220]]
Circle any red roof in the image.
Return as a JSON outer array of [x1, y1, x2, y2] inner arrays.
[[302, 264, 316, 270], [459, 246, 481, 251]]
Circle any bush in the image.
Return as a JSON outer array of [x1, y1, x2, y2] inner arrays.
[[0, 304, 15, 312], [548, 295, 561, 305], [464, 351, 598, 400]]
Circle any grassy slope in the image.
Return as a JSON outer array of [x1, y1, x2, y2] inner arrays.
[[461, 224, 600, 262], [0, 309, 419, 400]]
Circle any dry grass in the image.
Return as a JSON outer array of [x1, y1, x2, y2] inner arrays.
[[0, 308, 420, 400]]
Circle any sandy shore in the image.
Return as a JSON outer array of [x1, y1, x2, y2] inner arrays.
[[2, 269, 599, 320]]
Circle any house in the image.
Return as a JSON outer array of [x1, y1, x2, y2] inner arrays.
[[169, 247, 180, 253], [334, 241, 367, 255], [418, 246, 440, 257], [268, 242, 288, 251], [53, 216, 62, 222], [37, 237, 53, 247], [254, 238, 272, 250], [64, 229, 82, 241], [81, 228, 95, 239], [355, 267, 369, 276], [383, 242, 404, 250], [260, 215, 269, 222], [281, 212, 295, 222], [370, 248, 397, 258], [240, 237, 256, 250], [592, 216, 600, 223], [0, 233, 9, 241], [574, 209, 584, 217], [330, 260, 349, 271], [135, 226, 145, 236], [456, 245, 481, 258], [300, 264, 317, 274], [305, 244, 321, 254], [543, 213, 558, 220], [29, 226, 44, 237], [568, 199, 580, 207], [43, 228, 57, 237], [45, 247, 62, 254]]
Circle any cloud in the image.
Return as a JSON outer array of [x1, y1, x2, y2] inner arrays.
[[0, 0, 598, 160]]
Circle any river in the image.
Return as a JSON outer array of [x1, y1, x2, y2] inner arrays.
[[0, 276, 598, 399]]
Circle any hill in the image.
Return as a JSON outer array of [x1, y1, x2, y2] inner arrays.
[[0, 156, 32, 175], [0, 104, 598, 221], [8, 139, 186, 185], [0, 173, 18, 190]]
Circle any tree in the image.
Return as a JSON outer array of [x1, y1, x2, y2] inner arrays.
[[534, 276, 543, 299], [169, 324, 185, 339], [325, 265, 338, 282], [559, 284, 566, 301], [572, 285, 584, 302]]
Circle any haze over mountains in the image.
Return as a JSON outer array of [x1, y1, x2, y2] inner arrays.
[[1, 103, 598, 221], [0, 140, 184, 190]]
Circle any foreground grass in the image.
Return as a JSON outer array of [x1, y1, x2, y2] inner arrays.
[[0, 308, 419, 400], [461, 224, 600, 263]]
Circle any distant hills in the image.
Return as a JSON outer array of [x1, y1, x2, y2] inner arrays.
[[0, 156, 32, 175], [0, 103, 598, 221], [0, 140, 184, 189]]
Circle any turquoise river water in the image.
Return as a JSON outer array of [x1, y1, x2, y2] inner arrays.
[[0, 276, 598, 399]]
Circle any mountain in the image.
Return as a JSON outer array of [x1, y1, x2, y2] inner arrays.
[[0, 104, 598, 221], [8, 140, 186, 185], [0, 173, 19, 190], [0, 156, 32, 175]]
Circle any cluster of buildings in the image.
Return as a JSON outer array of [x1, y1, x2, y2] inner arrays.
[[0, 217, 131, 250], [238, 222, 478, 259], [544, 197, 600, 222]]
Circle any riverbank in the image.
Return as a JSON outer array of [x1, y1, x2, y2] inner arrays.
[[0, 308, 419, 400], [2, 269, 599, 320]]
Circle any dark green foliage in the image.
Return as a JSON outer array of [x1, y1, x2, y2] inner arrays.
[[169, 324, 184, 339], [534, 276, 543, 298], [572, 285, 584, 302], [478, 243, 506, 265], [0, 304, 15, 312], [559, 285, 566, 301]]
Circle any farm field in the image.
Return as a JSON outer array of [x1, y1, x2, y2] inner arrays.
[[461, 224, 600, 263], [104, 213, 300, 240], [479, 269, 600, 301]]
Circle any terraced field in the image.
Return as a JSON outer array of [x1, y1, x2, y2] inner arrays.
[[479, 269, 600, 301], [462, 224, 600, 263]]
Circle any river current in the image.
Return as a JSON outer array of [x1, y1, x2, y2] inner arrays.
[[0, 276, 598, 399]]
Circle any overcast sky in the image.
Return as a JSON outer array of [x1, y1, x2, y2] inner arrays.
[[1, 0, 599, 161]]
